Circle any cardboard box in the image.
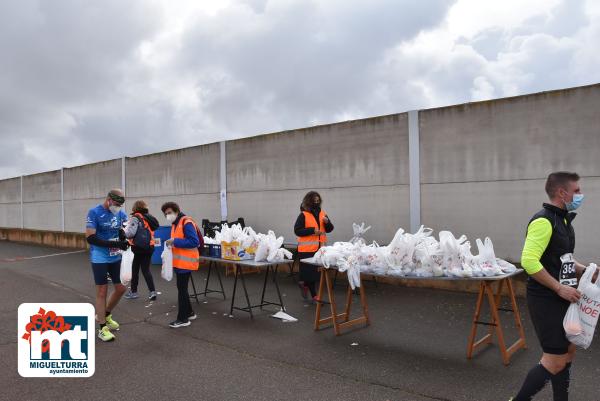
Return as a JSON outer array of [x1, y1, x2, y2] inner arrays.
[[221, 241, 254, 261]]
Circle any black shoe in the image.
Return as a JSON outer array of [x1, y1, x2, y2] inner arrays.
[[169, 320, 191, 328], [188, 313, 197, 321]]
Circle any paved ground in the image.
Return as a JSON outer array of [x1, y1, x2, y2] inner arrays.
[[1, 241, 599, 401]]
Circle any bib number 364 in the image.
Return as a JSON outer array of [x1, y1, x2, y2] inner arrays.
[[559, 253, 577, 287]]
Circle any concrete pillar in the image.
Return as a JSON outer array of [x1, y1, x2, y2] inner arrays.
[[121, 157, 126, 195], [408, 110, 421, 233], [60, 168, 65, 232], [220, 141, 228, 221], [20, 175, 24, 229]]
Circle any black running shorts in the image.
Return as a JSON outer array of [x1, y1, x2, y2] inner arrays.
[[527, 292, 571, 355]]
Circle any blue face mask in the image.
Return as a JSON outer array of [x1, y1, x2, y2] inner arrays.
[[566, 194, 584, 211]]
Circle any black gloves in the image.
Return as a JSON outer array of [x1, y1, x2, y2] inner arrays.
[[119, 229, 126, 241], [116, 240, 130, 250], [87, 234, 130, 250]]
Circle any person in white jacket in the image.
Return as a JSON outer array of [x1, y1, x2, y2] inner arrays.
[[123, 200, 160, 301]]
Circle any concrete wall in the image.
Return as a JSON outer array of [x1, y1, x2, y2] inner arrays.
[[226, 113, 410, 245], [125, 144, 221, 227], [0, 177, 21, 228], [63, 159, 122, 233], [22, 171, 61, 231], [1, 83, 599, 263], [419, 85, 600, 262]]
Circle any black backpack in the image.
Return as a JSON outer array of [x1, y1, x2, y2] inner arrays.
[[132, 213, 157, 254]]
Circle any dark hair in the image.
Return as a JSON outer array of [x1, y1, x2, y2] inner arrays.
[[545, 171, 580, 198], [301, 191, 322, 211], [161, 201, 180, 214]]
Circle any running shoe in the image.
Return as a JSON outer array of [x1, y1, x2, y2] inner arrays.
[[124, 290, 139, 300], [105, 314, 120, 330], [169, 320, 191, 328], [98, 326, 115, 342]]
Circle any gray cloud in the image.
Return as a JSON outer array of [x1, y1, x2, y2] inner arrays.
[[0, 0, 598, 179]]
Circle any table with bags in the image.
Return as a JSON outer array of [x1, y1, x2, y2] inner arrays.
[[193, 256, 293, 318], [162, 243, 293, 319], [301, 258, 527, 365]]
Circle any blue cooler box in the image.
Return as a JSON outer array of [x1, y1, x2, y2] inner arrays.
[[151, 226, 172, 265]]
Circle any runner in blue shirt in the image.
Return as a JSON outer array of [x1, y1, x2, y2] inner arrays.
[[85, 189, 129, 342]]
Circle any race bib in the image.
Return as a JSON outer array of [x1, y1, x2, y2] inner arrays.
[[559, 253, 577, 287], [108, 238, 121, 257]]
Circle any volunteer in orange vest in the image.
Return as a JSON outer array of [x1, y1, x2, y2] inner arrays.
[[162, 202, 200, 328], [294, 191, 334, 303], [123, 200, 160, 301]]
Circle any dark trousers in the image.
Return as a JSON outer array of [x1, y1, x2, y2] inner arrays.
[[176, 272, 193, 322], [298, 251, 320, 297], [131, 252, 156, 293]]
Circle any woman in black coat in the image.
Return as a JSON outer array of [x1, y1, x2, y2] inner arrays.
[[294, 191, 334, 302]]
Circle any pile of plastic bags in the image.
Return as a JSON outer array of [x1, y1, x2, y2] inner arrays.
[[311, 225, 517, 286], [204, 223, 293, 263]]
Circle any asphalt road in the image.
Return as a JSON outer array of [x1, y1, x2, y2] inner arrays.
[[1, 241, 598, 401]]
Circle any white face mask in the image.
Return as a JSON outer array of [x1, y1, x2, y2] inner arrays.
[[166, 213, 177, 223], [109, 205, 122, 215]]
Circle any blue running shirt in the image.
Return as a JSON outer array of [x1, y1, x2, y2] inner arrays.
[[86, 204, 128, 263]]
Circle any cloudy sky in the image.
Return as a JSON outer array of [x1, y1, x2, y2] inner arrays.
[[0, 0, 598, 179]]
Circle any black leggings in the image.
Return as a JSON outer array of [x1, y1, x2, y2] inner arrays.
[[176, 273, 193, 322], [131, 252, 155, 293], [305, 282, 317, 297], [298, 258, 320, 298]]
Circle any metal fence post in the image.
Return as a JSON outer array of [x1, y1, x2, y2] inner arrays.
[[220, 141, 228, 221]]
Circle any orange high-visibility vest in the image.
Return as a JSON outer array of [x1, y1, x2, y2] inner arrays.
[[171, 216, 200, 271], [297, 210, 328, 253], [128, 213, 155, 247]]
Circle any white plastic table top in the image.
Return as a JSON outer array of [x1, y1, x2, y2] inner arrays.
[[200, 256, 294, 267], [300, 258, 523, 281]]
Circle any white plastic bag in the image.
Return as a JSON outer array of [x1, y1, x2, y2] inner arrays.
[[268, 247, 293, 263], [254, 235, 269, 262], [564, 264, 600, 349], [476, 238, 503, 276], [120, 248, 134, 285], [338, 256, 361, 289], [267, 235, 285, 262], [496, 258, 517, 273], [563, 303, 583, 338], [350, 222, 371, 245], [161, 246, 173, 281]]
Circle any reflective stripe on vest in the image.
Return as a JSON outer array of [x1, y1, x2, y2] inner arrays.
[[171, 216, 200, 271], [297, 210, 327, 253]]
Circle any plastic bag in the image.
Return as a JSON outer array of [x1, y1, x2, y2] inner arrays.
[[267, 247, 293, 263], [563, 303, 583, 337], [254, 236, 269, 262], [161, 246, 173, 281], [267, 235, 285, 262], [350, 222, 371, 245], [476, 238, 503, 276], [439, 231, 471, 277], [564, 264, 600, 349], [120, 248, 134, 285], [496, 258, 517, 273], [338, 255, 361, 289]]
